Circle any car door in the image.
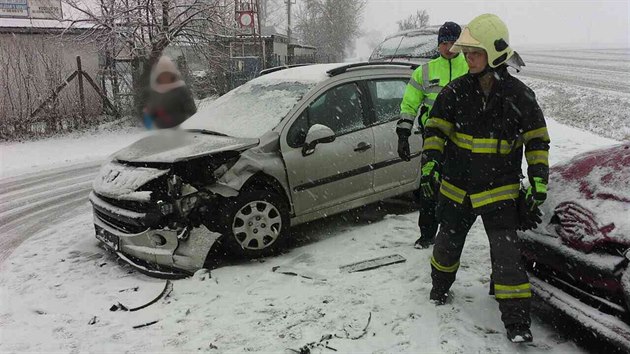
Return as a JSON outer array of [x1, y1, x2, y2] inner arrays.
[[280, 81, 375, 216], [364, 78, 423, 193]]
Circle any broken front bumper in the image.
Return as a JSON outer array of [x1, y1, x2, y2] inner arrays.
[[89, 192, 219, 278], [531, 276, 630, 351]]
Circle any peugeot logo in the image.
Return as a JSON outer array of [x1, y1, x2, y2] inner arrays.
[[104, 170, 121, 183]]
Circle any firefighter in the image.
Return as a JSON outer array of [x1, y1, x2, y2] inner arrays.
[[397, 21, 469, 249], [420, 14, 550, 343]]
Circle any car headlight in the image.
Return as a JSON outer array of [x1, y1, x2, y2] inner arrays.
[[213, 157, 239, 180], [180, 194, 199, 214]]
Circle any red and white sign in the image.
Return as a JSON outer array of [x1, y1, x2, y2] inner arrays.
[[237, 11, 254, 28]]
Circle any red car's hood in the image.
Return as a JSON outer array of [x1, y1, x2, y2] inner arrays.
[[541, 143, 630, 252]]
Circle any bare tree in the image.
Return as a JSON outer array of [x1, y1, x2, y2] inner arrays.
[[294, 0, 367, 62], [62, 0, 235, 111], [0, 35, 102, 139], [397, 9, 430, 31]]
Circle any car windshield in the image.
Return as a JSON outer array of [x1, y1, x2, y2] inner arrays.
[[181, 79, 315, 138], [372, 33, 438, 60]]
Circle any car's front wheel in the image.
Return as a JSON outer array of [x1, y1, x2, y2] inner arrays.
[[221, 190, 290, 258]]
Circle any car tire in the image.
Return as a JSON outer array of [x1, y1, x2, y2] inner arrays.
[[220, 189, 290, 258]]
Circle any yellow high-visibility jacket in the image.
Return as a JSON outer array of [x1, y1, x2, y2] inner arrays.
[[397, 54, 468, 135]]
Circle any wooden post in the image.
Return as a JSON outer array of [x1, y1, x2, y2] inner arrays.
[[30, 71, 78, 120], [76, 56, 86, 124], [81, 72, 119, 117]]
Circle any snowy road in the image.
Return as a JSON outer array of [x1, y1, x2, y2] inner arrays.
[[516, 48, 630, 141], [0, 50, 628, 353], [518, 48, 630, 93], [0, 162, 100, 265]]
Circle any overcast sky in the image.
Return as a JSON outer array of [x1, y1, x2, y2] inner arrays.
[[354, 0, 629, 58]]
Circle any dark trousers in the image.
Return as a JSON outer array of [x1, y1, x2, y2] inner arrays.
[[431, 198, 531, 328], [414, 189, 439, 241]]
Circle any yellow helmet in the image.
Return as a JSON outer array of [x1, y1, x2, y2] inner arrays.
[[451, 14, 513, 68]]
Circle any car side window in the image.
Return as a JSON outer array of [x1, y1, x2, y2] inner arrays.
[[287, 82, 365, 147], [366, 79, 408, 125]]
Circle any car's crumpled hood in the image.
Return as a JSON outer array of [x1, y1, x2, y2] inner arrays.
[[113, 130, 259, 164]]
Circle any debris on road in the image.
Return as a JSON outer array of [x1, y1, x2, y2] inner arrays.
[[335, 312, 372, 340], [272, 266, 326, 281], [110, 280, 173, 312], [109, 303, 128, 312], [118, 286, 139, 293], [132, 320, 159, 329], [339, 254, 406, 273], [287, 334, 337, 353], [193, 268, 211, 281]]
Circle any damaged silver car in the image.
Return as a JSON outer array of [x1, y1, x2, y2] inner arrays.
[[90, 62, 424, 277]]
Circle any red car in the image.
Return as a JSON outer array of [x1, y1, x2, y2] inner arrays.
[[518, 143, 630, 351]]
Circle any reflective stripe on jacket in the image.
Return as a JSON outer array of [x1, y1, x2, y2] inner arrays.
[[397, 54, 468, 132], [421, 66, 550, 213]]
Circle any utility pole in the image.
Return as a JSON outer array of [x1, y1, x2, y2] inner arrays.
[[286, 0, 292, 45], [286, 0, 292, 64]]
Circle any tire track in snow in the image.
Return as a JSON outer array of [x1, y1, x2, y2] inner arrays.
[[516, 50, 630, 94], [0, 162, 100, 194], [0, 162, 100, 265], [0, 175, 94, 209], [517, 66, 630, 92], [0, 196, 89, 268]]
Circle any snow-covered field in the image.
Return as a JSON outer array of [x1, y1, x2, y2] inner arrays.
[[517, 48, 630, 141], [0, 49, 627, 353]]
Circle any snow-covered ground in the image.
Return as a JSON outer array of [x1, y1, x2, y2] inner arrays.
[[0, 50, 626, 353], [516, 48, 630, 141], [0, 124, 147, 179], [0, 118, 618, 353]]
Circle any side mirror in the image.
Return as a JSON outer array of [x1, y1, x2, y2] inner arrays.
[[302, 124, 336, 156]]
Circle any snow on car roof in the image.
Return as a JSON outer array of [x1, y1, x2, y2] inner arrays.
[[255, 63, 346, 83], [383, 26, 440, 40], [181, 65, 348, 138]]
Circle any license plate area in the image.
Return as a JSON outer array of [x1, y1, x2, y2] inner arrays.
[[95, 225, 119, 250]]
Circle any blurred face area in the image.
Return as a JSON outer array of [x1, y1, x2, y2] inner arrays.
[[463, 48, 488, 74], [438, 41, 457, 59], [157, 72, 177, 85]]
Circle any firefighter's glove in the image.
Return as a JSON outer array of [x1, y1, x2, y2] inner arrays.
[[420, 161, 440, 198], [517, 189, 542, 231], [396, 129, 411, 162], [526, 177, 548, 209]]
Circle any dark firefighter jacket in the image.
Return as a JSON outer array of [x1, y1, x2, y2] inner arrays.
[[421, 66, 550, 214]]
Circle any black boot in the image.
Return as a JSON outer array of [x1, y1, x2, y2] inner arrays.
[[506, 324, 533, 343], [429, 288, 449, 305], [414, 237, 435, 249]]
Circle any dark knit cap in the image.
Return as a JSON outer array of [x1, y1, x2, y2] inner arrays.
[[438, 21, 462, 43]]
